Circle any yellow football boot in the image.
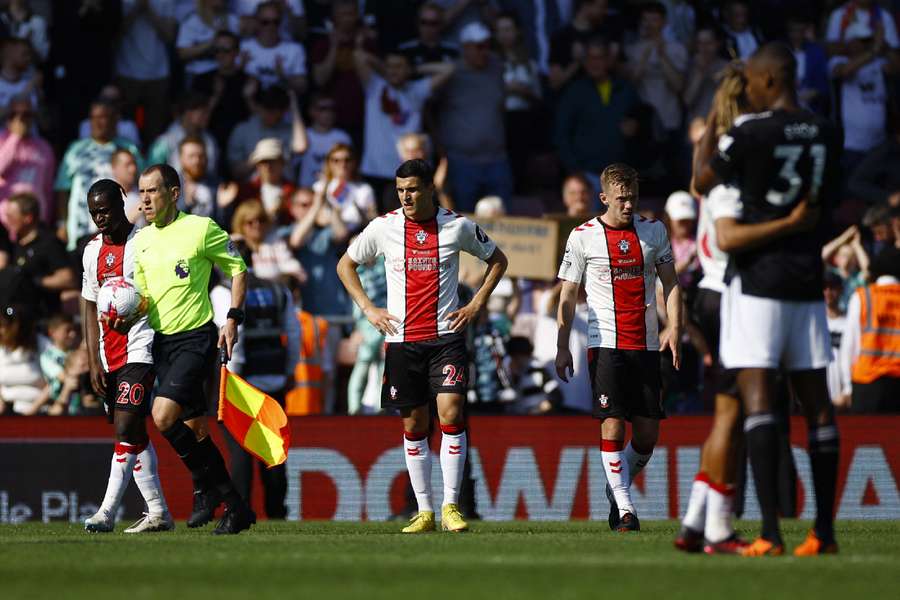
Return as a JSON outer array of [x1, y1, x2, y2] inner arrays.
[[441, 504, 469, 533], [401, 511, 435, 533]]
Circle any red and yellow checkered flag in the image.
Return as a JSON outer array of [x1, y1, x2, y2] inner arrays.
[[217, 356, 291, 468]]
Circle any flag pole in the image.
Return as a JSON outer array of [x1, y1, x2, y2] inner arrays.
[[217, 345, 228, 422]]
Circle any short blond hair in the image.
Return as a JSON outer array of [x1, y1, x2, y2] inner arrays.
[[231, 199, 270, 234], [600, 163, 639, 193]]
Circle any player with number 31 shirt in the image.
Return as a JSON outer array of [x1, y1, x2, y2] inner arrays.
[[80, 179, 172, 534], [338, 159, 508, 534]]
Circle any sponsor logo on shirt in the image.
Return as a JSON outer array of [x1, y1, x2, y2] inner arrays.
[[475, 225, 489, 244]]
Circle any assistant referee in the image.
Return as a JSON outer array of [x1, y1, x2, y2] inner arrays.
[[130, 163, 254, 534]]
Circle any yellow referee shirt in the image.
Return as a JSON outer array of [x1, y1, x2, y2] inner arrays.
[[133, 212, 246, 335]]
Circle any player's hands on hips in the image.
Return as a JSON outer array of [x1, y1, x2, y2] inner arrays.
[[219, 319, 239, 360], [447, 302, 480, 333], [555, 347, 574, 382], [364, 306, 400, 336], [660, 327, 681, 370]]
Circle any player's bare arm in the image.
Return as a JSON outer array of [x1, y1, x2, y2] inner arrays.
[[219, 270, 247, 359], [656, 261, 683, 370], [80, 297, 106, 396], [715, 199, 818, 253], [447, 247, 508, 333], [337, 252, 400, 336], [554, 280, 580, 382]]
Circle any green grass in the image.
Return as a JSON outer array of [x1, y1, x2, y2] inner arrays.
[[1, 520, 899, 599]]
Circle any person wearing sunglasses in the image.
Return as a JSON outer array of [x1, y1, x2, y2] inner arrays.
[[397, 3, 458, 68], [176, 0, 239, 84], [239, 0, 307, 96]]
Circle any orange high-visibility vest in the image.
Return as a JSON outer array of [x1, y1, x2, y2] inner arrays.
[[284, 311, 329, 415], [851, 283, 900, 384]]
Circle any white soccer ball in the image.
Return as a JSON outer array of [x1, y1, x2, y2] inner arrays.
[[96, 277, 143, 321]]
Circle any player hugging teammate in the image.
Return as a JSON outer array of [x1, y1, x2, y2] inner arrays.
[[691, 42, 841, 557]]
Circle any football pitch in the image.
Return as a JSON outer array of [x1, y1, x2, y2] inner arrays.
[[2, 520, 899, 599]]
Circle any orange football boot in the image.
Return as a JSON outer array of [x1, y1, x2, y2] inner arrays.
[[793, 530, 838, 556], [740, 537, 785, 557]]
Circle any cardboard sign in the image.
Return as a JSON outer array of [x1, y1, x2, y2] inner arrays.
[[460, 215, 566, 281]]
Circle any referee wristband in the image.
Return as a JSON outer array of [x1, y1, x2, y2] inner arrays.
[[226, 308, 245, 325]]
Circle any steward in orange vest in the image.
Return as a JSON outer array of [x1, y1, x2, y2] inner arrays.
[[284, 310, 329, 415], [841, 247, 900, 413]]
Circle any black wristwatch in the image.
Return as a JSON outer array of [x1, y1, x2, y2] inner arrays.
[[226, 308, 245, 324]]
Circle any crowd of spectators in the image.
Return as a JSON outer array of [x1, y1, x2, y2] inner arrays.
[[1, 0, 899, 417]]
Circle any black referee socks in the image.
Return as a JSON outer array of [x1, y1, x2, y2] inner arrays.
[[744, 412, 782, 544], [161, 421, 213, 491]]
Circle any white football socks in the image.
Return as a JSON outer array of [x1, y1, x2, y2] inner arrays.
[[132, 442, 169, 517], [682, 472, 710, 533], [602, 440, 634, 516], [404, 433, 433, 513], [705, 482, 736, 543], [440, 426, 467, 507], [99, 442, 138, 515], [624, 442, 652, 484]]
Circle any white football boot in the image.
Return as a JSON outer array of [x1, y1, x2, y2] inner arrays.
[[84, 510, 115, 533], [124, 512, 175, 534]]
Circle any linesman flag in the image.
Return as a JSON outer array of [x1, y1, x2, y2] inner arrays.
[[217, 348, 291, 468]]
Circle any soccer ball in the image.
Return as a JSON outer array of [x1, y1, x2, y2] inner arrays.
[[96, 277, 144, 321]]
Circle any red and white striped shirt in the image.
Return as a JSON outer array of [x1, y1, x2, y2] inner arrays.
[[558, 216, 673, 351], [348, 208, 497, 343], [81, 230, 154, 372]]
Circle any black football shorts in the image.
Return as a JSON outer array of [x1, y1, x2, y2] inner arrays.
[[382, 333, 469, 409], [104, 363, 155, 423], [587, 347, 664, 421]]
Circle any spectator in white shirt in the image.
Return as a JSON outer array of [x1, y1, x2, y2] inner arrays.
[[826, 0, 900, 57], [230, 198, 305, 284], [176, 0, 240, 82], [297, 92, 352, 188], [115, 0, 178, 145], [312, 143, 376, 233], [626, 2, 687, 137], [829, 21, 898, 171], [0, 37, 40, 110], [177, 135, 220, 221], [233, 0, 305, 41], [720, 0, 761, 59], [823, 271, 849, 411], [77, 84, 142, 148], [1, 1, 49, 61], [0, 304, 49, 416], [240, 1, 307, 95], [354, 40, 455, 198]]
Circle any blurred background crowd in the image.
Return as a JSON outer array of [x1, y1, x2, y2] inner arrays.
[[0, 0, 899, 418]]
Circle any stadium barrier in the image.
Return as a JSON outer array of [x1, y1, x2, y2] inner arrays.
[[1, 416, 897, 523]]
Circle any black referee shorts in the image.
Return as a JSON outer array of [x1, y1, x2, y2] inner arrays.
[[152, 321, 218, 420]]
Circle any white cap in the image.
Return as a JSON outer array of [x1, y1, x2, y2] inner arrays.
[[845, 21, 874, 41], [249, 138, 284, 164], [460, 21, 491, 44], [665, 191, 697, 221]]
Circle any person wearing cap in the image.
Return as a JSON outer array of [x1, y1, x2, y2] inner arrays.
[[829, 19, 899, 172], [826, 0, 900, 57], [665, 190, 699, 292], [437, 21, 513, 213], [839, 246, 900, 413], [227, 137, 296, 226]]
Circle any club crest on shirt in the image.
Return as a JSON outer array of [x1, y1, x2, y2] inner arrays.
[[105, 252, 116, 268], [617, 239, 630, 255], [175, 259, 190, 279], [415, 230, 427, 245]]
